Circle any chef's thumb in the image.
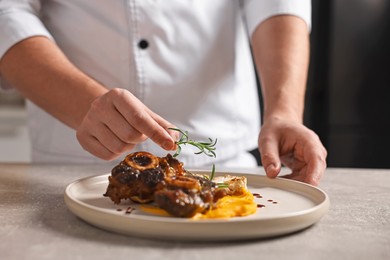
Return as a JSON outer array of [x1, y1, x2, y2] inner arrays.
[[259, 138, 281, 178]]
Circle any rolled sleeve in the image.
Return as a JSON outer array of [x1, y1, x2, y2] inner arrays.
[[243, 0, 312, 37], [0, 4, 53, 90]]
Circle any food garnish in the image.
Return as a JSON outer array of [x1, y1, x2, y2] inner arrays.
[[169, 127, 216, 180], [168, 128, 217, 158]]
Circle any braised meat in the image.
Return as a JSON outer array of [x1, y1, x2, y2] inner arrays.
[[104, 151, 248, 218], [104, 151, 185, 204], [154, 175, 215, 217]]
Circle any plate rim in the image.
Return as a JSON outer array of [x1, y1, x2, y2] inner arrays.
[[64, 171, 329, 222], [64, 170, 330, 240]]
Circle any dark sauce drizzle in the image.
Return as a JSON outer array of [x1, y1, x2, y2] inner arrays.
[[252, 193, 263, 198], [125, 206, 135, 214], [253, 193, 278, 207]]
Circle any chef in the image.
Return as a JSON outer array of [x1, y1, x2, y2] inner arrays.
[[0, 0, 326, 185]]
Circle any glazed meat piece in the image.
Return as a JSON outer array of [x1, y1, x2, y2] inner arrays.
[[154, 175, 215, 217], [104, 152, 185, 204]]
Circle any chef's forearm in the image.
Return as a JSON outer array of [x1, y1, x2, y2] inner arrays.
[[0, 36, 107, 129], [251, 15, 310, 124]]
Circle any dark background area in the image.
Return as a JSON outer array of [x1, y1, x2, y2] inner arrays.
[[253, 0, 390, 168], [305, 0, 390, 168]]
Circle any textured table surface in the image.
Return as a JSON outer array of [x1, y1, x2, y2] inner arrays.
[[0, 164, 389, 260]]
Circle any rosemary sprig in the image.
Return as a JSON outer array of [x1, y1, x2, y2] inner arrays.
[[208, 165, 229, 189], [209, 164, 216, 181], [169, 128, 217, 181], [216, 183, 229, 189], [169, 128, 217, 158]]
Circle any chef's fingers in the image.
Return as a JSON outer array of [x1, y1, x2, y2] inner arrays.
[[78, 132, 135, 161], [88, 122, 136, 156], [79, 135, 115, 160], [101, 102, 148, 144], [112, 89, 176, 150], [148, 110, 181, 143], [280, 153, 295, 169], [303, 146, 327, 186], [282, 144, 327, 186], [258, 135, 281, 178], [82, 91, 146, 143]]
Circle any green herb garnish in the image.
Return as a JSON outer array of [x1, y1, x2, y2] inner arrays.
[[209, 164, 216, 181], [169, 128, 217, 158], [216, 183, 229, 189], [169, 127, 217, 181]]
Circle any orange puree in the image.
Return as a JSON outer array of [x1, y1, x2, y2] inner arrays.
[[140, 191, 257, 219], [192, 191, 257, 219], [140, 205, 172, 217]]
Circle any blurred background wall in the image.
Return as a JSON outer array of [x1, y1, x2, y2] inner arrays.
[[0, 91, 30, 162]]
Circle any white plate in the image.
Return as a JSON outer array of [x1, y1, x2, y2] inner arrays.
[[64, 171, 330, 241]]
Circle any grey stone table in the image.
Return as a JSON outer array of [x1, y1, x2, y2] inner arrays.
[[1, 164, 389, 260]]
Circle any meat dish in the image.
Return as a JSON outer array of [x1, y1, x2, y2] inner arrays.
[[104, 151, 254, 218]]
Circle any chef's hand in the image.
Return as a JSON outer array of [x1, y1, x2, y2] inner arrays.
[[76, 88, 179, 160], [258, 117, 327, 186]]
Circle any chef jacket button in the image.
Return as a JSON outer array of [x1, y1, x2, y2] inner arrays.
[[138, 39, 149, 49]]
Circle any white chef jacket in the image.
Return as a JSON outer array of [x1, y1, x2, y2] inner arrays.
[[0, 0, 311, 166]]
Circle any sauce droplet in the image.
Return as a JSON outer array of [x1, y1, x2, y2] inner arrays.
[[252, 193, 263, 198], [125, 206, 135, 214]]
